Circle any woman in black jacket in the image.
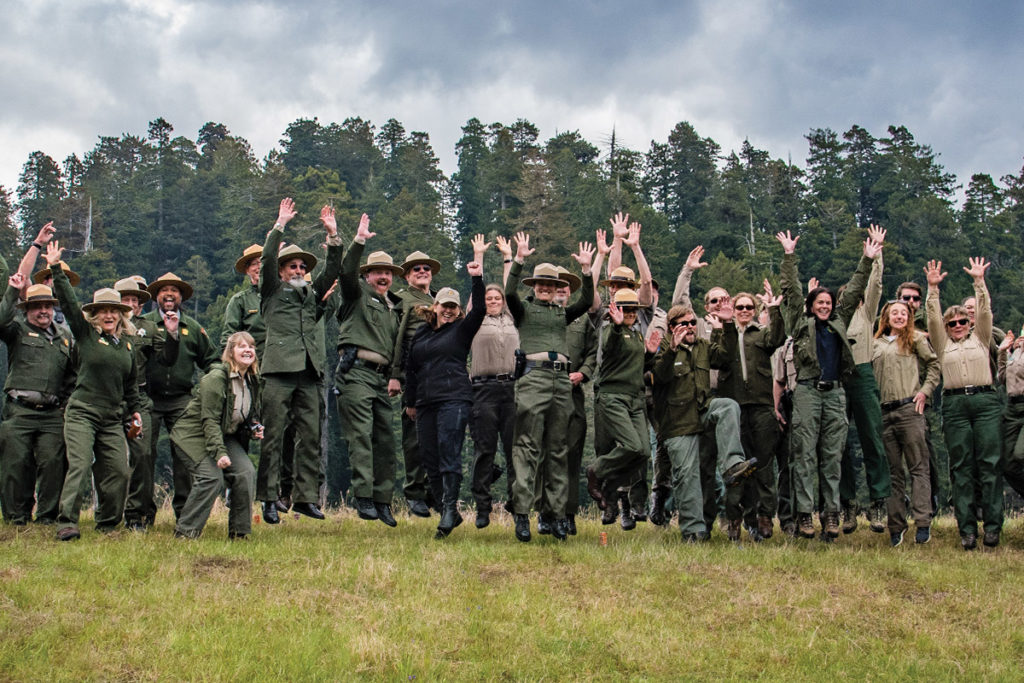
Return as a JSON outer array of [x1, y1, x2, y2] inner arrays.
[[406, 260, 485, 538]]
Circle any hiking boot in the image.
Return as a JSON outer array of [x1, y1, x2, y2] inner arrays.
[[566, 514, 577, 536], [841, 502, 859, 534], [868, 500, 886, 533], [514, 513, 531, 542], [649, 487, 669, 526], [915, 526, 931, 544], [722, 458, 758, 488], [354, 497, 378, 521], [983, 529, 1000, 548], [586, 466, 606, 509], [537, 514, 553, 535], [552, 518, 569, 541], [475, 511, 490, 529], [961, 533, 977, 551], [781, 519, 797, 537], [797, 514, 816, 539], [619, 493, 636, 531], [890, 529, 905, 547], [824, 511, 840, 539], [726, 518, 742, 542], [757, 515, 773, 540], [601, 505, 617, 525]]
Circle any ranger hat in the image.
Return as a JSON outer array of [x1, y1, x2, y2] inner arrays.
[[401, 251, 441, 276], [33, 261, 80, 286], [16, 284, 59, 309], [148, 272, 194, 301], [235, 244, 263, 273], [556, 267, 582, 293], [82, 288, 132, 314], [434, 287, 461, 307], [522, 263, 569, 288], [613, 288, 640, 308], [113, 277, 151, 303], [359, 251, 405, 276], [277, 244, 318, 272], [599, 266, 637, 289]]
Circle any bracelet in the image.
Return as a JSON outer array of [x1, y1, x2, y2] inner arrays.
[[32, 242, 43, 250], [504, 259, 512, 263]]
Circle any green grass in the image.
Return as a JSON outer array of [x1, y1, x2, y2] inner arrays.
[[2, 506, 1023, 681]]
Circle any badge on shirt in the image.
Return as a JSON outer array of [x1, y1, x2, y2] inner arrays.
[[181, 328, 189, 336], [127, 342, 132, 351], [137, 328, 146, 337], [98, 338, 109, 346], [63, 339, 69, 347], [28, 332, 39, 337]]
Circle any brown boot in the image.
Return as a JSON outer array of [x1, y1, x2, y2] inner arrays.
[[824, 511, 840, 539], [841, 502, 858, 534], [797, 513, 816, 539], [757, 515, 773, 539], [726, 518, 742, 542]]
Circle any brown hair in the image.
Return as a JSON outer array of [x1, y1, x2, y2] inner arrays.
[[223, 331, 259, 375], [874, 301, 916, 354], [666, 304, 696, 325]]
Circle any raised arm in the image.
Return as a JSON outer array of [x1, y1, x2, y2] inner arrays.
[[504, 232, 533, 324], [672, 245, 707, 307], [458, 266, 487, 345], [260, 198, 296, 301], [834, 238, 881, 327], [624, 221, 653, 307], [340, 213, 374, 301], [312, 205, 345, 295], [565, 242, 595, 324], [862, 225, 886, 320], [775, 231, 803, 334], [15, 222, 55, 294], [924, 259, 948, 358], [493, 235, 514, 288], [0, 274, 25, 331], [606, 212, 629, 274], [965, 257, 993, 347], [46, 242, 87, 341]]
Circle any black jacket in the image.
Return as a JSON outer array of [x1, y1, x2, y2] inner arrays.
[[406, 277, 485, 407]]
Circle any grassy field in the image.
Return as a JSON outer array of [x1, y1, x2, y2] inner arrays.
[[2, 505, 1023, 681]]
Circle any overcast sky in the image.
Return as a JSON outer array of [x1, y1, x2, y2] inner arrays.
[[3, 0, 1022, 205]]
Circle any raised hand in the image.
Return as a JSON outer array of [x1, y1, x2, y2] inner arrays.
[[572, 241, 595, 271], [923, 260, 947, 287], [595, 228, 611, 256], [471, 234, 491, 257], [863, 238, 883, 259], [685, 245, 708, 270], [355, 213, 374, 241], [514, 232, 534, 260], [624, 222, 642, 248], [495, 235, 513, 259], [775, 230, 799, 254], [867, 223, 887, 244], [321, 279, 339, 302], [608, 299, 624, 325], [757, 290, 783, 308], [717, 298, 734, 322], [807, 277, 820, 293], [34, 222, 56, 245], [645, 329, 663, 354], [705, 313, 723, 330], [466, 260, 483, 277], [44, 241, 64, 267], [609, 212, 629, 240], [998, 330, 1015, 352], [163, 310, 180, 335], [671, 324, 688, 348], [277, 197, 297, 227], [9, 272, 25, 289], [963, 256, 990, 281], [319, 205, 338, 236]]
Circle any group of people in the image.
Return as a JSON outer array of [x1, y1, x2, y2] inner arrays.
[[1, 202, 1020, 551]]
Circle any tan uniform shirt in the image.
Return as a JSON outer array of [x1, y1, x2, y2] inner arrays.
[[871, 331, 940, 402], [469, 311, 519, 377], [848, 255, 883, 365], [998, 346, 1024, 397], [927, 281, 993, 389]]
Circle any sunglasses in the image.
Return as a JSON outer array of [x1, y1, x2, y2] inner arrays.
[[946, 318, 970, 328], [901, 294, 921, 302], [410, 265, 432, 273], [734, 304, 756, 311], [672, 319, 697, 328], [439, 302, 459, 309], [706, 298, 721, 305]]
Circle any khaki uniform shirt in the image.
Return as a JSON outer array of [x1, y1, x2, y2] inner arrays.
[[870, 331, 939, 402], [927, 281, 993, 389]]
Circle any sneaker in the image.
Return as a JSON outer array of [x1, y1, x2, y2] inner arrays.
[[797, 514, 815, 539], [961, 533, 977, 551], [983, 529, 1000, 548], [868, 500, 886, 533], [841, 502, 858, 534], [823, 511, 840, 539], [890, 529, 905, 547], [915, 527, 930, 544], [722, 458, 758, 488]]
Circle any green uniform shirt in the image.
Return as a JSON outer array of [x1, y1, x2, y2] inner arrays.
[[221, 283, 265, 355], [565, 314, 597, 382], [170, 363, 261, 464], [336, 241, 402, 360], [391, 285, 435, 383], [712, 309, 786, 406], [651, 338, 727, 438], [143, 309, 219, 400], [0, 284, 74, 399], [596, 323, 647, 395], [504, 261, 594, 356]]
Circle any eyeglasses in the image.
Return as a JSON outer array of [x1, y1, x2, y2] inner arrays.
[[734, 305, 756, 311], [672, 319, 697, 328], [287, 263, 307, 271], [946, 318, 970, 328], [410, 265, 432, 274], [901, 295, 921, 302]]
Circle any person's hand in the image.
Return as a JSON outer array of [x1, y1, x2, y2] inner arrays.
[[923, 260, 946, 287], [34, 222, 56, 245], [963, 256, 990, 281], [163, 310, 180, 335], [321, 279, 338, 302], [998, 331, 1015, 352], [609, 212, 629, 240], [624, 222, 642, 248], [569, 371, 584, 387], [126, 412, 143, 440], [572, 241, 595, 271], [867, 223, 886, 245], [774, 403, 787, 427], [775, 230, 799, 254], [251, 423, 265, 440], [466, 260, 483, 277], [44, 241, 64, 266], [685, 245, 708, 270], [9, 272, 25, 289], [671, 325, 688, 348], [472, 234, 490, 257], [608, 299, 624, 325], [913, 391, 927, 415], [355, 213, 374, 242], [757, 279, 782, 308], [405, 406, 417, 421], [717, 298, 734, 322], [496, 235, 513, 259], [514, 232, 534, 261], [387, 379, 402, 397], [705, 314, 723, 330], [863, 238, 883, 259], [595, 229, 611, 256], [217, 455, 231, 470], [320, 205, 338, 236], [807, 277, 819, 293], [277, 197, 297, 227], [645, 329, 662, 354]]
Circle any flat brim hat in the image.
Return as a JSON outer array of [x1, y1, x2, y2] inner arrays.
[[556, 267, 582, 293], [613, 288, 640, 307], [599, 266, 637, 288], [359, 251, 405, 276], [82, 288, 132, 314], [235, 244, 263, 273], [278, 244, 318, 272], [16, 284, 59, 309], [401, 250, 441, 276], [148, 272, 194, 301], [113, 277, 151, 303], [34, 261, 80, 286], [523, 262, 569, 288], [434, 287, 460, 306]]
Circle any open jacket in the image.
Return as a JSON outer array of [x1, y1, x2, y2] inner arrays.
[[171, 363, 261, 465]]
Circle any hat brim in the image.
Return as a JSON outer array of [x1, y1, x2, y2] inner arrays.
[[360, 263, 406, 277], [599, 278, 637, 288], [16, 296, 60, 309], [82, 301, 132, 314], [116, 288, 151, 304], [235, 252, 263, 274], [523, 276, 570, 288], [401, 258, 441, 276], [560, 273, 582, 293], [33, 268, 80, 286], [148, 279, 194, 301], [278, 251, 318, 272]]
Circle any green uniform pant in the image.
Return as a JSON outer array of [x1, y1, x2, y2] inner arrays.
[[510, 368, 571, 517], [175, 435, 255, 538], [335, 365, 395, 504], [725, 404, 779, 521], [881, 403, 931, 534], [593, 392, 650, 500], [1001, 400, 1024, 498], [58, 398, 130, 532], [149, 394, 191, 520], [401, 411, 429, 502], [258, 370, 323, 505], [840, 364, 892, 504], [124, 396, 155, 525], [790, 383, 847, 516], [537, 385, 586, 517], [941, 392, 1003, 536], [0, 400, 66, 524], [664, 434, 705, 536]]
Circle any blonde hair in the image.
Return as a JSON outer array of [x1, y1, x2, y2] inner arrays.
[[84, 308, 135, 337], [874, 301, 916, 354], [223, 331, 259, 375], [732, 292, 760, 314]]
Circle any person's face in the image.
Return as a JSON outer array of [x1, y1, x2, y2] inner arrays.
[[484, 289, 504, 316], [95, 305, 121, 334], [946, 314, 971, 341], [812, 292, 833, 321], [232, 339, 256, 369], [608, 282, 631, 298], [899, 288, 922, 312], [365, 268, 393, 295], [406, 264, 433, 291], [26, 302, 53, 328], [434, 301, 461, 325], [246, 257, 261, 284], [672, 315, 698, 344], [157, 286, 182, 312], [121, 294, 142, 317], [554, 285, 571, 305], [279, 258, 307, 283], [621, 306, 638, 327], [888, 303, 909, 331], [733, 296, 756, 326], [706, 288, 729, 314], [534, 282, 555, 302], [962, 297, 977, 323]]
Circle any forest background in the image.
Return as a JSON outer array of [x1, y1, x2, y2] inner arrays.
[[2, 114, 1023, 506]]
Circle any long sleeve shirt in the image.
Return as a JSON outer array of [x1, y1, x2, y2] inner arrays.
[[871, 331, 940, 402], [927, 280, 993, 389]]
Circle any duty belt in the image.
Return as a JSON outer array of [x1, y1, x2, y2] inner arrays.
[[472, 374, 514, 384], [10, 396, 59, 411], [880, 396, 915, 413], [942, 385, 995, 397], [797, 379, 835, 391], [524, 360, 570, 372], [353, 358, 389, 374]]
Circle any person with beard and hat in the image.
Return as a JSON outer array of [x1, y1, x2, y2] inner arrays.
[[43, 241, 144, 541], [13, 222, 78, 334], [255, 198, 343, 524], [505, 232, 595, 542], [388, 249, 443, 519], [117, 275, 177, 530], [0, 273, 75, 525], [222, 244, 266, 353], [144, 270, 219, 522], [335, 215, 404, 526]]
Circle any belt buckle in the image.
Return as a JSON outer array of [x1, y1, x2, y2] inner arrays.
[[964, 385, 978, 395], [816, 381, 832, 391]]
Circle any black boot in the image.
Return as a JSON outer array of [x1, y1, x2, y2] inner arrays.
[[619, 491, 636, 531], [428, 475, 444, 515], [436, 473, 464, 539], [649, 486, 669, 526], [514, 513, 531, 542]]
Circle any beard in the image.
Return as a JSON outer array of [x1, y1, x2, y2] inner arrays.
[[286, 276, 307, 290]]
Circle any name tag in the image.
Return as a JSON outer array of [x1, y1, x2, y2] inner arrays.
[[28, 332, 39, 337]]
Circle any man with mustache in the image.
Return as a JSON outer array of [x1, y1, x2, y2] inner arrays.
[[144, 271, 219, 522]]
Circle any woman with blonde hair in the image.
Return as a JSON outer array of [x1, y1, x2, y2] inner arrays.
[[171, 332, 263, 539], [871, 300, 939, 546]]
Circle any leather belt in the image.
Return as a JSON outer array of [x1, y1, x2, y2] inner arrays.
[[525, 360, 570, 372], [352, 358, 389, 374], [797, 379, 835, 391], [1009, 394, 1024, 405], [10, 396, 59, 411], [881, 396, 915, 413], [942, 385, 995, 397], [472, 374, 514, 384]]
